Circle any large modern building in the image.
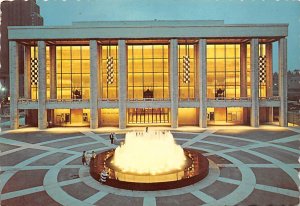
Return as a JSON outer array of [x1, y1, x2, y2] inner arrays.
[[0, 0, 43, 99], [7, 20, 288, 129]]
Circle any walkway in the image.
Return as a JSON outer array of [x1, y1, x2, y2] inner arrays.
[[0, 126, 299, 205]]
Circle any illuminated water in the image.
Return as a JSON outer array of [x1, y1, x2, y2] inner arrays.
[[112, 130, 186, 175]]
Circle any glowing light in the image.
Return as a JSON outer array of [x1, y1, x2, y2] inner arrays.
[[112, 131, 186, 175]]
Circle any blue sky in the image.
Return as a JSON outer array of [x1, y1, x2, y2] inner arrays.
[[37, 0, 300, 71]]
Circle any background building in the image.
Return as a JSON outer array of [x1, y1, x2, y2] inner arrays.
[[0, 0, 43, 100], [7, 20, 288, 129]]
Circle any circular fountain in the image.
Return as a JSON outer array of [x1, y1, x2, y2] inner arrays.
[[90, 130, 209, 190]]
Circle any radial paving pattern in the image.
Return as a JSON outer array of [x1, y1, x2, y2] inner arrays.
[[0, 126, 299, 206]]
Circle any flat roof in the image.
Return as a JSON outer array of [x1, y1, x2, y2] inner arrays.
[[71, 20, 225, 27], [8, 20, 288, 41]]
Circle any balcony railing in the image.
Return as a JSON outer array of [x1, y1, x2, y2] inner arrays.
[[179, 98, 199, 101], [47, 99, 89, 103], [99, 98, 118, 102], [127, 98, 171, 101], [259, 96, 280, 101], [207, 97, 251, 101], [18, 98, 38, 103]]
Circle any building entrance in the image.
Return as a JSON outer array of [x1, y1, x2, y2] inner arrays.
[[127, 108, 170, 125]]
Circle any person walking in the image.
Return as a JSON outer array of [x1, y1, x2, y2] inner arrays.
[[91, 151, 97, 167], [109, 133, 114, 144], [82, 151, 87, 165]]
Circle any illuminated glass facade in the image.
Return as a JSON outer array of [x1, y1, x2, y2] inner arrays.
[[9, 20, 288, 129], [56, 46, 90, 100]]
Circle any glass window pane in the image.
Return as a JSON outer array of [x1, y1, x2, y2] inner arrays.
[[72, 60, 81, 73], [56, 47, 61, 59], [82, 74, 90, 87], [62, 74, 71, 87], [207, 72, 215, 85], [72, 46, 81, 59], [215, 45, 225, 58], [82, 88, 90, 99], [226, 59, 235, 71], [61, 88, 71, 99], [226, 45, 235, 58], [216, 59, 225, 71], [72, 74, 81, 87], [82, 60, 90, 73], [62, 46, 71, 59], [207, 45, 215, 58], [62, 60, 71, 73], [81, 46, 90, 59]]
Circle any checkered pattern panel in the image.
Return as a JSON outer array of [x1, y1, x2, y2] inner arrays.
[[183, 55, 190, 84], [259, 55, 266, 83], [30, 58, 39, 85], [106, 56, 114, 84]]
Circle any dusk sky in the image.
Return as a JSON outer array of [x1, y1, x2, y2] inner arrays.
[[36, 0, 300, 71]]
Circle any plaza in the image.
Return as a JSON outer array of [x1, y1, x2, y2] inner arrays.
[[0, 125, 299, 205]]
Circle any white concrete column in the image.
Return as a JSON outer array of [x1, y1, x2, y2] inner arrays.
[[198, 39, 207, 128], [266, 43, 273, 122], [240, 43, 247, 98], [24, 46, 31, 99], [118, 40, 127, 129], [50, 45, 57, 99], [278, 38, 287, 127], [38, 41, 47, 129], [170, 39, 178, 128], [90, 40, 99, 129], [9, 41, 19, 129], [250, 39, 259, 127], [240, 43, 248, 124], [49, 45, 57, 125]]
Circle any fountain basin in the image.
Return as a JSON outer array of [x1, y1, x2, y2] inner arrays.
[[90, 148, 209, 191]]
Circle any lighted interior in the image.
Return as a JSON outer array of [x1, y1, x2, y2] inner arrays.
[[112, 131, 186, 175]]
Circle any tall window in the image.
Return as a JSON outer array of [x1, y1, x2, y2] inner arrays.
[[127, 45, 169, 100], [207, 44, 241, 98], [178, 44, 196, 99], [56, 46, 90, 99], [100, 45, 118, 99]]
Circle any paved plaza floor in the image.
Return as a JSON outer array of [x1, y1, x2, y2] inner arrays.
[[0, 125, 299, 206]]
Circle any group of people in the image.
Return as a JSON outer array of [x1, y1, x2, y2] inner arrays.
[[82, 150, 96, 166]]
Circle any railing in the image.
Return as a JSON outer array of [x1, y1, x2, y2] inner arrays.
[[127, 98, 171, 101], [259, 96, 280, 101], [99, 98, 118, 102], [47, 99, 89, 103], [207, 97, 251, 101], [207, 96, 280, 101], [179, 98, 199, 101], [18, 98, 38, 103]]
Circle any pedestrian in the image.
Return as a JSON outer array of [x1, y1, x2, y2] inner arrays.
[[100, 169, 108, 183], [146, 127, 148, 132], [91, 151, 97, 167], [109, 133, 114, 144], [82, 151, 87, 165], [92, 151, 96, 159]]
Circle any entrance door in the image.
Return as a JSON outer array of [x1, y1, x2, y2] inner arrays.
[[128, 108, 169, 125]]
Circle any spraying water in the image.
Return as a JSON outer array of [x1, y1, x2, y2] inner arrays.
[[112, 130, 186, 175]]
